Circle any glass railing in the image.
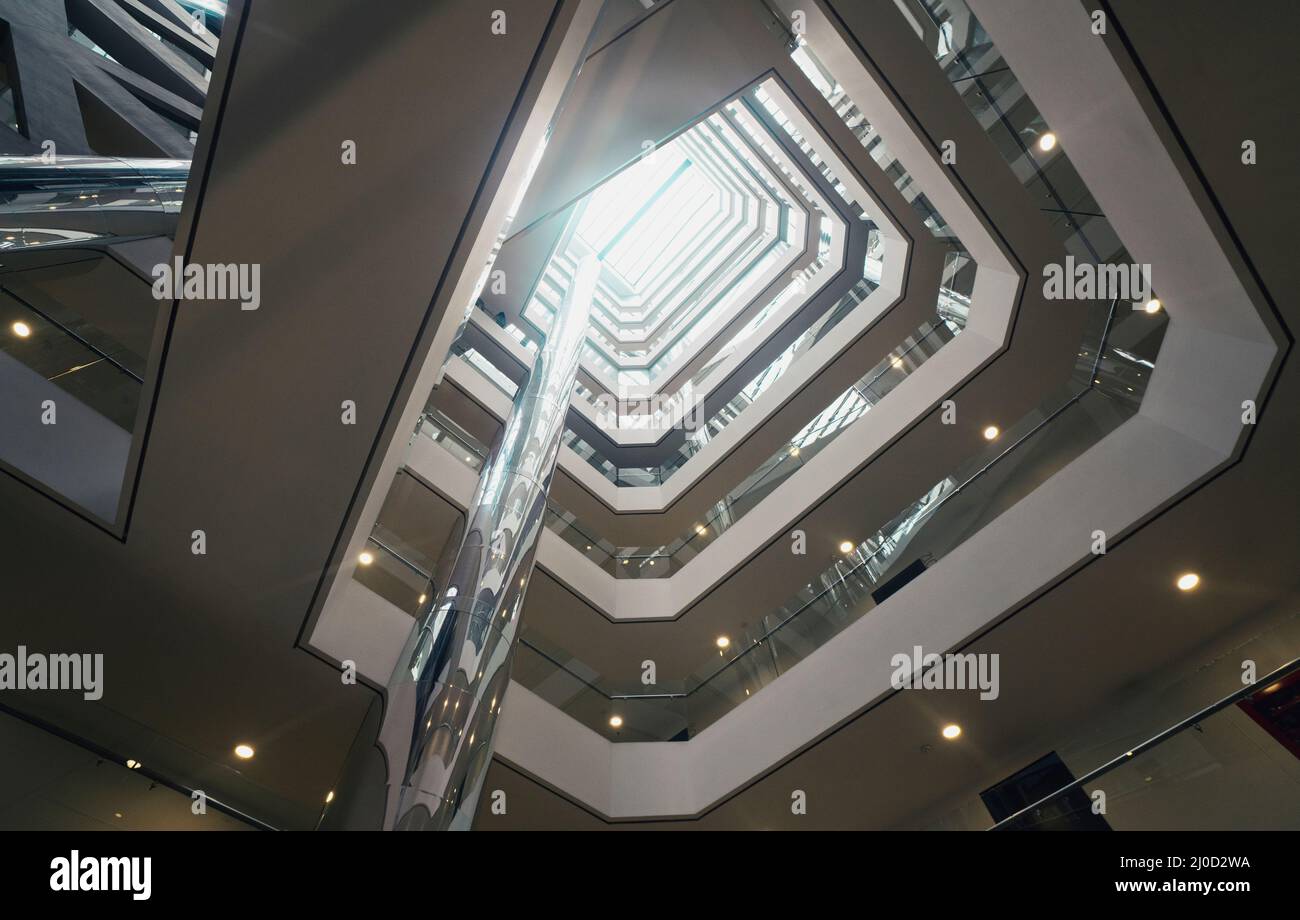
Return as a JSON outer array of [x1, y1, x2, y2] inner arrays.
[[352, 525, 436, 617], [913, 0, 1127, 265], [515, 296, 1167, 738], [412, 409, 488, 472], [986, 656, 1300, 831], [0, 256, 151, 525], [549, 314, 960, 577]]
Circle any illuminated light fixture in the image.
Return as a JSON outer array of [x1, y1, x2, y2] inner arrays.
[[621, 558, 629, 566], [890, 356, 904, 368], [648, 559, 655, 566], [585, 544, 592, 551], [608, 715, 623, 729], [839, 540, 855, 554], [12, 321, 31, 338], [233, 743, 255, 760], [695, 525, 707, 535], [941, 724, 962, 740], [325, 791, 335, 804], [983, 425, 1000, 440], [789, 446, 801, 458], [125, 759, 142, 769], [418, 593, 426, 604], [1143, 298, 1162, 314], [1176, 572, 1201, 592], [114, 812, 123, 819], [358, 551, 374, 566], [1038, 132, 1057, 152], [715, 636, 731, 650]]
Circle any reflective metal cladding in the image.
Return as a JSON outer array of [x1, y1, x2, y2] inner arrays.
[[379, 253, 601, 830]]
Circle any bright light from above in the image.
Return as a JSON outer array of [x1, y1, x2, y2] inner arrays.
[[575, 141, 722, 287], [983, 425, 1000, 440], [234, 743, 255, 760], [11, 320, 31, 338], [358, 551, 374, 566], [125, 759, 142, 769], [716, 636, 731, 649], [839, 540, 855, 554], [1176, 572, 1201, 592], [1038, 132, 1057, 152], [1144, 298, 1162, 314], [608, 715, 624, 729], [941, 724, 962, 740], [325, 790, 335, 804]]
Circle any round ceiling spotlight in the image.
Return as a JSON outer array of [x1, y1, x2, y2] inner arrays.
[[715, 635, 731, 649], [358, 551, 374, 566], [839, 540, 855, 554], [1176, 572, 1201, 592], [1144, 298, 1162, 314], [11, 321, 32, 338], [234, 743, 255, 760], [941, 724, 962, 740], [1038, 132, 1057, 152], [983, 425, 1000, 440], [608, 715, 624, 729]]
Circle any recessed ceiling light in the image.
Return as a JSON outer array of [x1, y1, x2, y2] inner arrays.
[[358, 551, 374, 566], [608, 715, 623, 729], [890, 356, 904, 368], [1038, 132, 1057, 152], [114, 812, 123, 819], [325, 790, 335, 804], [941, 724, 962, 740], [1176, 572, 1200, 592], [125, 759, 142, 769], [1144, 298, 1162, 314], [716, 635, 730, 649], [695, 524, 707, 535], [417, 593, 426, 604], [234, 743, 255, 760], [839, 540, 855, 554], [983, 425, 1000, 440], [621, 558, 629, 565], [11, 320, 31, 338]]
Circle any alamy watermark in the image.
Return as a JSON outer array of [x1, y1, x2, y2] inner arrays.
[[0, 646, 103, 699], [592, 381, 706, 432], [50, 851, 150, 900], [1042, 255, 1153, 308], [152, 257, 261, 310], [890, 645, 999, 700]]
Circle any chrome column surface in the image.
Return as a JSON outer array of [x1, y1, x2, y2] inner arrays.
[[382, 254, 601, 830]]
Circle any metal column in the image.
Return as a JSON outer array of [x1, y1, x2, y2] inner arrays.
[[380, 253, 600, 830]]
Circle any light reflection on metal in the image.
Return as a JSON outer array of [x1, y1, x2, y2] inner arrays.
[[380, 253, 601, 830]]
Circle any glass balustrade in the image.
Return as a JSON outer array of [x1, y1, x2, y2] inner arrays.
[[513, 296, 1167, 738], [984, 657, 1300, 831]]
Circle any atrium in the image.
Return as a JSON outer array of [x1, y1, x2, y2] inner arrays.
[[0, 0, 1296, 852]]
